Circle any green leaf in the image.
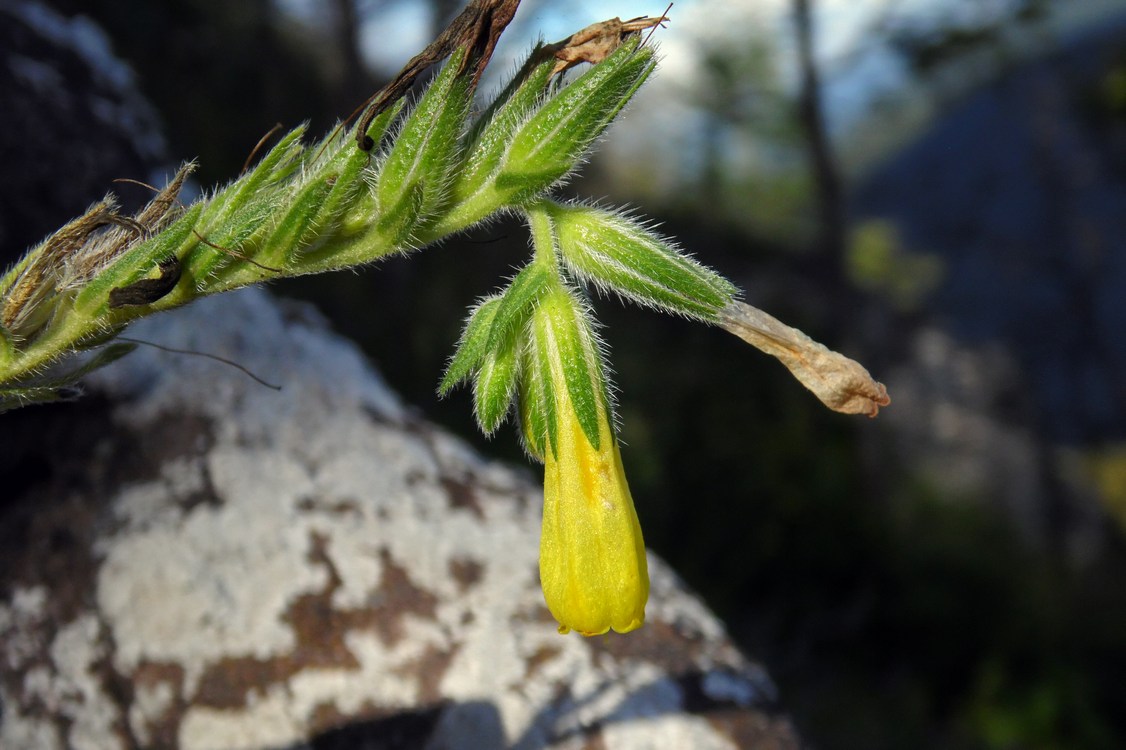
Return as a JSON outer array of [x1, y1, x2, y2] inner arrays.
[[0, 385, 80, 412], [0, 342, 137, 413], [550, 202, 737, 320]]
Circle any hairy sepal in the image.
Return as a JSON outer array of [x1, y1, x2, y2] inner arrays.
[[440, 295, 503, 396], [520, 285, 612, 458], [376, 50, 472, 245], [473, 329, 521, 435], [451, 54, 556, 204], [494, 39, 655, 204], [550, 202, 737, 321]]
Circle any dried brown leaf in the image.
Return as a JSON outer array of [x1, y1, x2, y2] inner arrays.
[[1, 197, 117, 333], [355, 0, 522, 149], [544, 14, 668, 76], [67, 161, 196, 287], [719, 301, 890, 417], [1, 163, 195, 337]]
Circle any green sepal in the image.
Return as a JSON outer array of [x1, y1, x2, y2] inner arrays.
[[550, 202, 737, 320], [256, 175, 335, 266], [485, 262, 552, 352], [316, 101, 403, 228], [375, 182, 425, 248], [473, 330, 520, 435], [519, 285, 613, 459], [188, 197, 279, 288], [305, 98, 400, 173], [226, 126, 308, 212], [540, 288, 605, 451], [0, 342, 136, 413], [440, 295, 502, 396], [452, 54, 555, 203], [75, 202, 205, 314], [361, 98, 405, 153], [0, 324, 14, 368], [495, 39, 655, 203], [520, 310, 557, 460], [376, 50, 472, 242]]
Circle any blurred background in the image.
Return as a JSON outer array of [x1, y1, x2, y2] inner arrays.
[[16, 0, 1126, 746]]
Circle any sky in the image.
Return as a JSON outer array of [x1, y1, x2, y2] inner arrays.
[[273, 0, 900, 80], [273, 0, 1126, 129], [272, 0, 1126, 176]]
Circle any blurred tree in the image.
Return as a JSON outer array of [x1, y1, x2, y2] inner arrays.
[[793, 0, 846, 283]]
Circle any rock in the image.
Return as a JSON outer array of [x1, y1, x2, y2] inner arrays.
[[0, 0, 168, 266], [0, 288, 800, 750]]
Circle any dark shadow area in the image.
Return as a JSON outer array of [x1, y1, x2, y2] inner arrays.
[[291, 666, 793, 750], [302, 704, 456, 750]]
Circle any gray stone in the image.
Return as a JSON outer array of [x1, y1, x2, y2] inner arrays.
[[0, 288, 799, 750], [0, 0, 168, 265]]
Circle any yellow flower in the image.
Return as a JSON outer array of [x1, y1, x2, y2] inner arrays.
[[540, 389, 649, 636]]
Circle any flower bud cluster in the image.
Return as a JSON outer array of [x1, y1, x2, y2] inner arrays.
[[0, 27, 657, 408], [440, 194, 739, 635]]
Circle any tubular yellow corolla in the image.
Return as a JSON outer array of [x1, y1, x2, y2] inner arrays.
[[539, 390, 649, 636]]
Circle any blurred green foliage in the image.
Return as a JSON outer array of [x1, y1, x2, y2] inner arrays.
[[1082, 445, 1126, 535], [847, 220, 944, 311]]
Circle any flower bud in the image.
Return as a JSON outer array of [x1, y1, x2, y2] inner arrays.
[[524, 286, 649, 635], [375, 50, 473, 244], [440, 295, 503, 397], [450, 55, 556, 205], [440, 262, 554, 436], [549, 202, 737, 321], [495, 39, 655, 204], [473, 331, 520, 435], [540, 371, 648, 636]]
